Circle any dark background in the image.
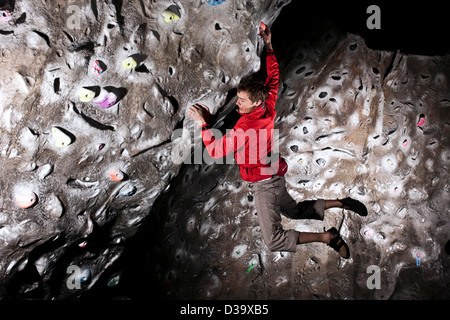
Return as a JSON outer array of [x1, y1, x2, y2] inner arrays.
[[274, 0, 450, 56]]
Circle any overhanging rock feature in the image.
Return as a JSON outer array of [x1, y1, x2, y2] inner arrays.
[[125, 21, 450, 300]]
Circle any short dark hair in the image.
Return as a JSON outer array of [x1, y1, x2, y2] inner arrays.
[[237, 76, 268, 103]]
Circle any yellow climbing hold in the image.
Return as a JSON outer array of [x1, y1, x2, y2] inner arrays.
[[52, 127, 72, 148], [163, 9, 180, 22], [122, 57, 137, 70], [79, 87, 96, 102]]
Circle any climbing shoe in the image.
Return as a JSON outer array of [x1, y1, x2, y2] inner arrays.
[[339, 197, 368, 216], [325, 227, 350, 259]]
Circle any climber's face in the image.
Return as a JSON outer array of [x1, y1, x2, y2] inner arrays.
[[237, 91, 261, 114]]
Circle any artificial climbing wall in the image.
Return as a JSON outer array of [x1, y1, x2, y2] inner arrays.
[[0, 0, 289, 298], [125, 19, 450, 300], [0, 0, 449, 300]]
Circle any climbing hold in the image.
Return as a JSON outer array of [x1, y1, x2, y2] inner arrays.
[[107, 274, 121, 287], [93, 88, 117, 109], [417, 114, 426, 127], [38, 163, 54, 180], [316, 158, 326, 167], [120, 184, 137, 197], [97, 143, 105, 151], [259, 22, 266, 35], [78, 240, 88, 248], [92, 60, 105, 76], [122, 57, 137, 70], [51, 127, 72, 147], [79, 87, 96, 102], [163, 7, 180, 22], [207, 0, 226, 6], [0, 10, 12, 22], [416, 252, 421, 266], [387, 159, 394, 167], [15, 190, 38, 209], [246, 263, 256, 274], [75, 268, 91, 283], [109, 168, 124, 182], [402, 139, 408, 147], [364, 230, 373, 237], [45, 193, 64, 219]]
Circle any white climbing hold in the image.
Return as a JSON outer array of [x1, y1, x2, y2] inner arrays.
[[38, 163, 54, 180], [44, 193, 64, 219]]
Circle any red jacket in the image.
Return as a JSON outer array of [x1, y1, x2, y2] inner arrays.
[[200, 50, 283, 182]]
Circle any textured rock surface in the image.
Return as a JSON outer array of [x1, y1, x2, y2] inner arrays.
[[119, 21, 450, 300], [0, 0, 289, 298], [0, 0, 449, 300]]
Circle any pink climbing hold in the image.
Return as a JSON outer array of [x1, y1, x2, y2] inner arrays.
[[93, 89, 117, 109], [15, 190, 38, 209], [0, 10, 12, 22], [92, 60, 104, 76], [79, 240, 88, 248], [417, 114, 426, 127], [402, 140, 408, 147]]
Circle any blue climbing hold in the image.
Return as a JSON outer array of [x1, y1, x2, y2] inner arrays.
[[120, 184, 137, 197], [75, 268, 91, 283], [207, 0, 226, 6]]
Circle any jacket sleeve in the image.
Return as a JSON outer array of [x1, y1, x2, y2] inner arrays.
[[264, 50, 280, 114], [200, 125, 234, 159]]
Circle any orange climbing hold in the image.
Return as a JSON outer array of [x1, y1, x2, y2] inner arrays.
[[109, 168, 124, 181], [259, 22, 266, 35]]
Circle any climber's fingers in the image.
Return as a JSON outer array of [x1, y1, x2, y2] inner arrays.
[[259, 22, 271, 45], [188, 104, 210, 125]]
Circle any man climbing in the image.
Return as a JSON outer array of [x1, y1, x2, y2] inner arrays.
[[188, 23, 367, 259]]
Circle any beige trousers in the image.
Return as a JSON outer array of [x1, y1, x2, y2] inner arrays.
[[248, 175, 326, 252]]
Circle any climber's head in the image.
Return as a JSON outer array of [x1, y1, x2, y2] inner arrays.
[[236, 76, 268, 114]]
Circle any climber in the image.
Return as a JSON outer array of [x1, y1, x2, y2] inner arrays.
[[188, 23, 368, 259]]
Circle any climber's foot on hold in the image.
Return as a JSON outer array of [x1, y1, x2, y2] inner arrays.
[[339, 197, 368, 217], [325, 227, 350, 259]]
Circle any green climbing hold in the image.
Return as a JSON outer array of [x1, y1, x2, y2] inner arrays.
[[246, 263, 255, 274]]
